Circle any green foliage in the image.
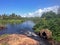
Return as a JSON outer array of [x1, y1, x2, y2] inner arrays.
[[0, 19, 23, 24], [0, 13, 22, 20], [33, 11, 60, 41], [0, 13, 25, 24], [41, 11, 57, 19]]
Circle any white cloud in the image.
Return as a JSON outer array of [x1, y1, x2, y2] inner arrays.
[[21, 5, 60, 17]]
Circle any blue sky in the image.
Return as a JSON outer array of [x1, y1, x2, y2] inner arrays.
[[0, 0, 60, 15]]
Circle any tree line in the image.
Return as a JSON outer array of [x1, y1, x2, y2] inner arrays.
[[0, 13, 22, 20]]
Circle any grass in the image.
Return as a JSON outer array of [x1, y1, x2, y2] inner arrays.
[[0, 19, 24, 24], [52, 35, 60, 41]]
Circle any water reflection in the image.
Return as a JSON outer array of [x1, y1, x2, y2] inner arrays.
[[0, 21, 35, 36]]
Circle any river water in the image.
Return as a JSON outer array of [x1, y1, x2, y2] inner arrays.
[[0, 21, 50, 45], [0, 21, 35, 35]]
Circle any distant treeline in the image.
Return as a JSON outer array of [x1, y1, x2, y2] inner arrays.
[[0, 13, 22, 20]]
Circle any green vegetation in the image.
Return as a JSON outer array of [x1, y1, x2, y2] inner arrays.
[[33, 11, 60, 41], [0, 13, 24, 24], [0, 19, 23, 24], [23, 17, 41, 23], [0, 11, 60, 42]]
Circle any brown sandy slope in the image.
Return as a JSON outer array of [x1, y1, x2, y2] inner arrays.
[[0, 34, 39, 45]]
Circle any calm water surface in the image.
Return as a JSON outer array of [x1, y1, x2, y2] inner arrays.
[[0, 21, 35, 35]]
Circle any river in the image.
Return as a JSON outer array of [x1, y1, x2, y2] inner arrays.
[[0, 21, 50, 45]]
